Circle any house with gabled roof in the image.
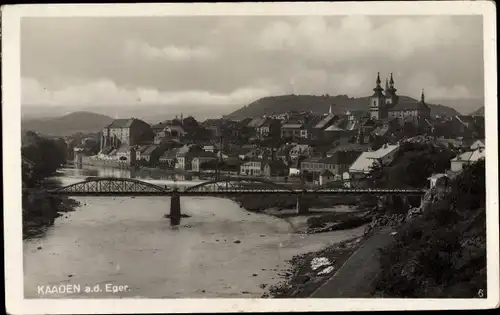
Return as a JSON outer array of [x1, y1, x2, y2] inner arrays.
[[159, 148, 178, 167], [281, 122, 305, 140], [101, 118, 154, 150], [450, 147, 485, 173], [470, 139, 485, 150], [191, 151, 218, 172], [141, 145, 163, 164]]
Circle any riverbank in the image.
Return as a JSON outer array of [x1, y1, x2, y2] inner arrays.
[[263, 235, 365, 298], [233, 194, 376, 234], [22, 180, 80, 240]]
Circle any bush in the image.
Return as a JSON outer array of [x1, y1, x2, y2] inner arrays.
[[372, 160, 486, 298]]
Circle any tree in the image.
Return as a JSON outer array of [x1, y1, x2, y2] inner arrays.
[[373, 160, 486, 298], [21, 133, 67, 185]]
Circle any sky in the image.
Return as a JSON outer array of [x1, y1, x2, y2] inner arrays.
[[21, 15, 484, 116]]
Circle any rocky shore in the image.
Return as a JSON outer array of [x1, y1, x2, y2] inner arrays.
[[263, 236, 364, 298]]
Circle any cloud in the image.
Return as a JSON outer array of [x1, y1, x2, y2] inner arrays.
[[20, 15, 483, 111], [402, 71, 475, 99], [22, 77, 282, 108], [257, 16, 460, 61], [123, 40, 215, 62]]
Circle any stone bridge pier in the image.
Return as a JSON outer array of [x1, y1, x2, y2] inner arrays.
[[170, 192, 181, 226], [296, 193, 309, 215]]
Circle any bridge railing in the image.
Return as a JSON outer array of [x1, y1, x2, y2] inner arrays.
[[49, 176, 428, 195]]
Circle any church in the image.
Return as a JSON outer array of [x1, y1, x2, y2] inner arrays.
[[370, 72, 431, 121]]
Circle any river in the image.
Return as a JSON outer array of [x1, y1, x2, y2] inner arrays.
[[23, 166, 365, 298]]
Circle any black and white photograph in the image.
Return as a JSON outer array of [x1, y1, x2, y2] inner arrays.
[[3, 2, 499, 313]]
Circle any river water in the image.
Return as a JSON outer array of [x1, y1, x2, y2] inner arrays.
[[23, 166, 365, 298]]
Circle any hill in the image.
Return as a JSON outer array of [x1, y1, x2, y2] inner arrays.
[[225, 94, 461, 119], [21, 111, 114, 137], [429, 98, 484, 116], [469, 106, 484, 116]]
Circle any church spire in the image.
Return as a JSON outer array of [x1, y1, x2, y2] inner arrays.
[[421, 89, 425, 103], [386, 72, 397, 97], [373, 72, 384, 97]]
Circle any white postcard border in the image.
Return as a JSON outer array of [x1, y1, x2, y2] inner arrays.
[[2, 1, 498, 313]]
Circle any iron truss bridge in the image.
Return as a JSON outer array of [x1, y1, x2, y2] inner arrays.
[[48, 177, 427, 196]]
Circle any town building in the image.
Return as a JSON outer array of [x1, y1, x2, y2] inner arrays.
[[257, 118, 281, 139], [240, 160, 263, 176], [369, 72, 430, 122], [275, 144, 294, 162], [300, 157, 324, 175], [134, 145, 150, 161], [191, 152, 218, 172], [289, 144, 314, 160], [158, 149, 178, 167], [288, 159, 301, 176], [175, 152, 192, 170], [450, 147, 485, 173], [344, 143, 400, 187], [427, 173, 449, 190], [319, 169, 336, 186], [100, 118, 154, 150], [281, 122, 305, 140], [470, 139, 485, 150], [263, 160, 287, 177], [300, 150, 361, 180], [141, 145, 162, 164], [114, 145, 136, 164]]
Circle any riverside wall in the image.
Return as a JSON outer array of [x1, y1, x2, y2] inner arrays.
[[81, 156, 131, 169]]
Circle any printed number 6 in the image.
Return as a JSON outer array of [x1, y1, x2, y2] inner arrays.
[[478, 289, 484, 298]]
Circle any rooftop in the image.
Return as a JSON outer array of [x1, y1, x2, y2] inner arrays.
[[349, 152, 377, 173], [142, 145, 159, 156], [314, 113, 337, 129], [371, 144, 399, 158], [388, 101, 430, 112], [282, 123, 304, 129], [106, 118, 136, 129], [452, 149, 485, 162]]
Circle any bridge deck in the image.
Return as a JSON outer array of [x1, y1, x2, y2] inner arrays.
[[50, 189, 427, 196], [49, 177, 428, 196]]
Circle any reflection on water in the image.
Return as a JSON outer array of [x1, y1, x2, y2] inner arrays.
[[58, 167, 209, 189], [64, 166, 208, 182]]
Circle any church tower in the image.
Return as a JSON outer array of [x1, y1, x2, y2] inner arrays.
[[370, 72, 386, 120], [419, 88, 431, 118], [385, 72, 398, 106]]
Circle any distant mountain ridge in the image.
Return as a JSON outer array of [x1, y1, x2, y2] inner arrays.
[[225, 94, 462, 119], [21, 111, 114, 137], [469, 106, 484, 116]]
